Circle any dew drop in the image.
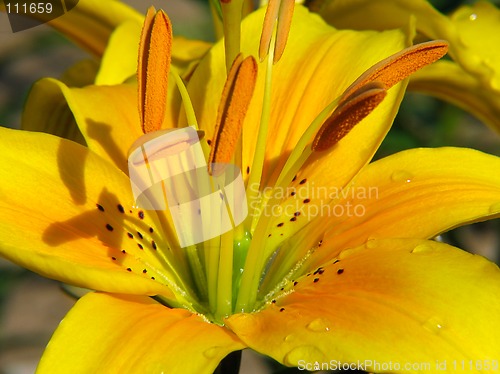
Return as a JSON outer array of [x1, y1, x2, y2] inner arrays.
[[203, 347, 219, 359], [411, 243, 434, 254], [284, 334, 294, 342], [391, 170, 413, 183], [469, 13, 477, 21], [306, 318, 331, 333], [283, 346, 325, 366], [422, 316, 444, 334]]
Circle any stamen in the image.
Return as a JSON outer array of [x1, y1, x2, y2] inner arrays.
[[221, 0, 244, 72], [340, 40, 448, 105], [259, 0, 279, 61], [138, 7, 172, 134], [312, 82, 387, 151], [259, 0, 295, 63], [275, 41, 448, 180], [208, 54, 258, 175]]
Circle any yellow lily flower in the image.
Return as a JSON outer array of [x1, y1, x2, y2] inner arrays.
[[315, 0, 500, 133], [1, 3, 500, 373]]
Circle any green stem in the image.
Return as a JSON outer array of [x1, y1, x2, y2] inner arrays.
[[206, 235, 221, 313], [209, 0, 224, 40], [245, 27, 275, 232], [172, 72, 198, 128], [172, 72, 211, 159], [215, 228, 234, 320], [221, 0, 244, 73], [185, 244, 208, 302], [235, 30, 276, 313]]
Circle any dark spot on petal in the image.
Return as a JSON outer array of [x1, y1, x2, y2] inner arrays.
[[127, 268, 132, 272], [299, 178, 307, 185], [111, 257, 116, 261], [127, 232, 134, 239], [293, 281, 298, 286], [313, 278, 319, 283], [142, 269, 147, 274], [280, 307, 285, 312], [207, 139, 212, 146], [129, 210, 133, 213], [291, 191, 296, 196], [106, 224, 114, 231], [271, 299, 276, 304], [333, 259, 340, 264], [303, 198, 310, 204], [151, 276, 155, 280], [138, 211, 145, 219], [246, 166, 250, 174], [313, 267, 323, 275], [149, 227, 154, 233], [138, 243, 143, 250], [292, 175, 297, 182], [117, 204, 125, 213], [307, 273, 311, 277], [318, 269, 324, 275], [277, 222, 284, 227], [122, 250, 126, 254], [96, 204, 105, 212], [280, 287, 284, 291], [268, 234, 272, 237], [152, 240, 157, 250], [337, 268, 344, 275], [294, 211, 301, 217], [137, 231, 143, 239], [290, 217, 297, 222]]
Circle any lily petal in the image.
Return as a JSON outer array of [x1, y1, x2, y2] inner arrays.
[[23, 78, 143, 173], [317, 0, 500, 132], [95, 20, 142, 85], [309, 147, 500, 266], [96, 21, 212, 86], [38, 293, 245, 373], [22, 78, 86, 145], [46, 0, 143, 57], [259, 40, 414, 259], [188, 5, 410, 186], [227, 238, 500, 369], [409, 60, 500, 134], [0, 128, 178, 299]]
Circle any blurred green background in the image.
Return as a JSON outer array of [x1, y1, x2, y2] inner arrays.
[[0, 0, 499, 373]]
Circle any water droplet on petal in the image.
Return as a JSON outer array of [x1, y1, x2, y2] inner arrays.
[[391, 170, 413, 183], [469, 13, 477, 21], [411, 243, 434, 253], [284, 346, 325, 366], [411, 243, 435, 254], [306, 318, 331, 332], [203, 347, 220, 359], [284, 334, 294, 342], [422, 316, 444, 334]]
